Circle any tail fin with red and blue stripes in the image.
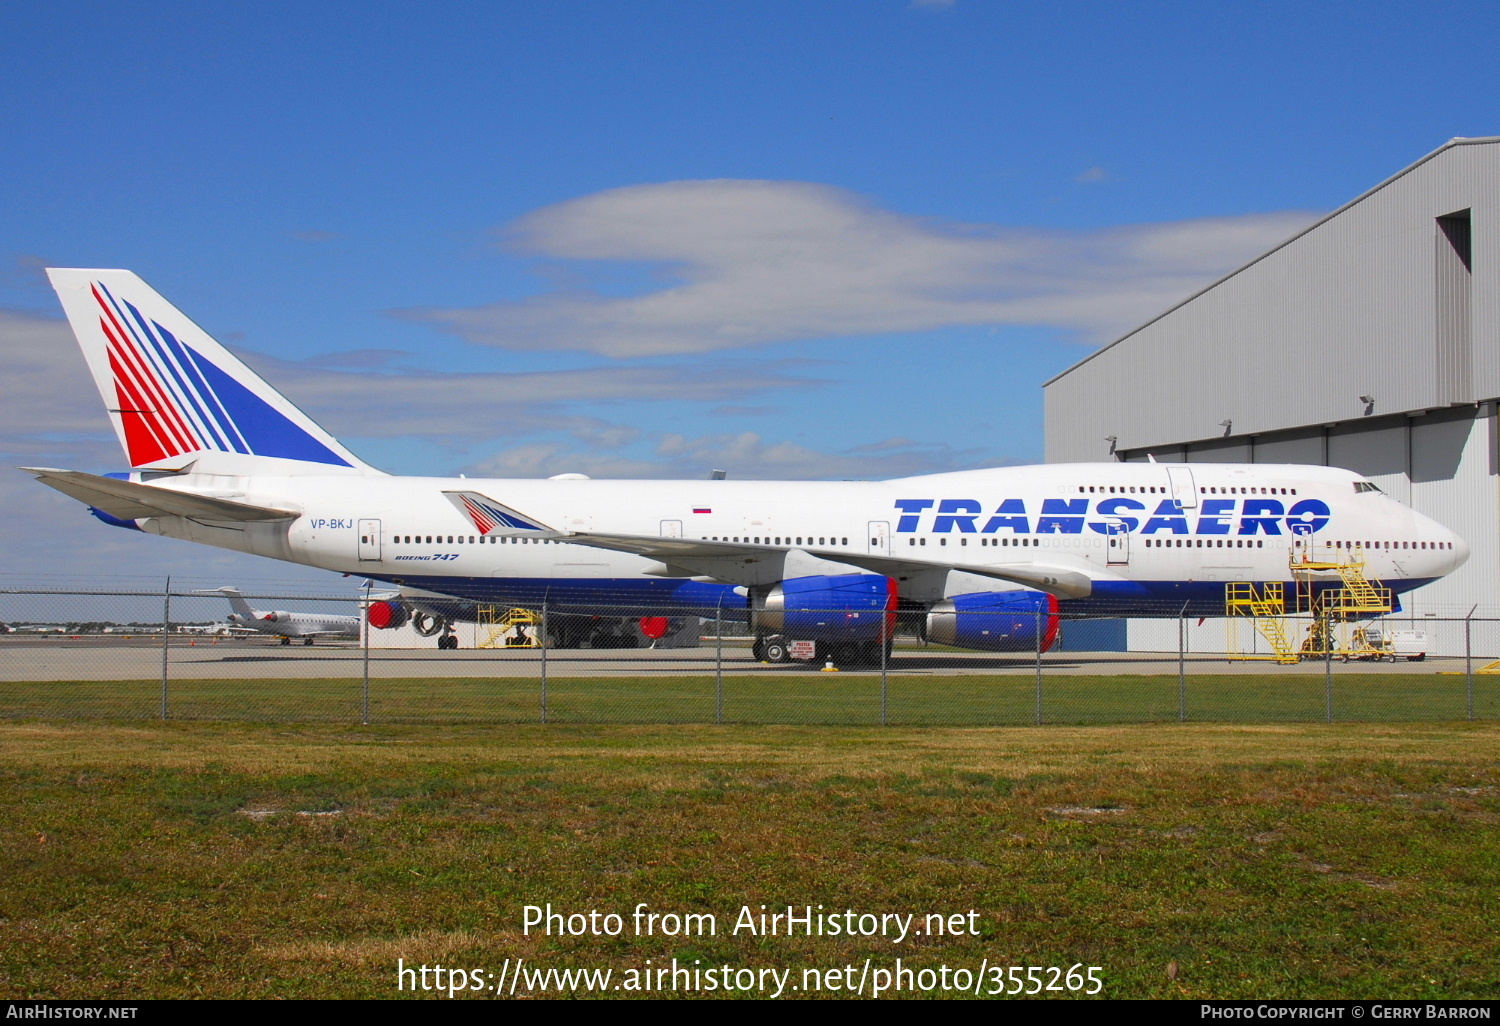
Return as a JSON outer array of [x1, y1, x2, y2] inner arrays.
[[46, 268, 377, 475]]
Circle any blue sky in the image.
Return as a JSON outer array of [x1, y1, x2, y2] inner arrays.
[[2, 0, 1499, 585]]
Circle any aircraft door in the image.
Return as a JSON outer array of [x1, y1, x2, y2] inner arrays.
[[868, 521, 890, 555], [1167, 466, 1198, 509], [660, 520, 683, 538], [1106, 523, 1130, 565], [357, 519, 382, 562]]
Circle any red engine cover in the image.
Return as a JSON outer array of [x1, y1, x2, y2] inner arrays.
[[367, 601, 399, 629]]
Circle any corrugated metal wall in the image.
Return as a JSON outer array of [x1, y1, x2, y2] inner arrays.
[[1045, 140, 1500, 649], [1045, 139, 1500, 463]]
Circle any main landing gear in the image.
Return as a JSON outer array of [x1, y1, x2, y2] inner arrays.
[[754, 635, 890, 667]]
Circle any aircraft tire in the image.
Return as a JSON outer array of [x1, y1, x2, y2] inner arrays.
[[763, 638, 790, 663], [303, 637, 314, 646], [279, 636, 290, 646]]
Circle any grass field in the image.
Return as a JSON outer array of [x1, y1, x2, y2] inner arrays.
[[1, 672, 1497, 724], [2, 718, 1499, 999]]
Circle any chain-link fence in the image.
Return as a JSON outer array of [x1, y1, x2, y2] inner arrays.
[[1, 580, 1497, 724]]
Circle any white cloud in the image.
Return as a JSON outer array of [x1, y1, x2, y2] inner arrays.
[[1074, 166, 1109, 183], [466, 430, 990, 482], [0, 309, 114, 443], [400, 179, 1317, 358], [0, 304, 826, 482], [237, 351, 823, 441]]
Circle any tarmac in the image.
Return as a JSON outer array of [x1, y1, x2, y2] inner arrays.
[[0, 635, 1478, 680]]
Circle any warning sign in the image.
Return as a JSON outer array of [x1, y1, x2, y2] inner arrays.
[[788, 640, 817, 660]]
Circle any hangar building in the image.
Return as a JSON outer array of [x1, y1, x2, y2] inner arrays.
[[1044, 137, 1500, 652]]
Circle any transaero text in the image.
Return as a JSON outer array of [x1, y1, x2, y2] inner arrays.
[[894, 498, 1331, 535]]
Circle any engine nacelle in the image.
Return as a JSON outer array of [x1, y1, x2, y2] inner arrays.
[[366, 600, 409, 630], [926, 591, 1059, 653], [87, 506, 142, 531], [411, 610, 448, 637], [751, 574, 896, 642]]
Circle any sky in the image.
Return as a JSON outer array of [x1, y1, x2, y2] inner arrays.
[[2, 0, 1499, 588]]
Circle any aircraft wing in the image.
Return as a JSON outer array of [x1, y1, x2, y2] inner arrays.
[[565, 531, 1097, 599], [21, 468, 299, 523]]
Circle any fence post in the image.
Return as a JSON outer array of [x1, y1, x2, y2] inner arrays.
[[1178, 604, 1187, 722], [1034, 606, 1043, 726], [715, 599, 723, 726], [361, 581, 371, 726], [540, 599, 548, 724], [1176, 612, 1188, 726], [160, 576, 171, 720], [1465, 612, 1474, 722], [880, 609, 889, 727], [1324, 612, 1333, 724]]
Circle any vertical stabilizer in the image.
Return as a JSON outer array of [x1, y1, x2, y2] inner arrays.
[[215, 587, 258, 619], [46, 269, 378, 475]]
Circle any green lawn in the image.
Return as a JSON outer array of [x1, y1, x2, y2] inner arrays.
[[2, 721, 1498, 999], [0, 673, 1496, 724]]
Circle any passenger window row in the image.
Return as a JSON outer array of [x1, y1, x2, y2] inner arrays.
[[1204, 486, 1295, 495], [1322, 540, 1452, 550], [707, 536, 849, 546], [1073, 484, 1299, 496], [392, 535, 557, 545], [1146, 539, 1265, 548]]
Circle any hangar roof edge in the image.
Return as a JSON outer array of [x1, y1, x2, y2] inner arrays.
[[1042, 136, 1500, 389]]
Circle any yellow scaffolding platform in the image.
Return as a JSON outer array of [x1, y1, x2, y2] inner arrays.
[[477, 605, 542, 649], [1226, 582, 1299, 663], [1226, 545, 1393, 663]]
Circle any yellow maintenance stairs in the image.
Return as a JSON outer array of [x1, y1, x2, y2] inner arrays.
[[476, 605, 542, 649], [1225, 544, 1393, 663]]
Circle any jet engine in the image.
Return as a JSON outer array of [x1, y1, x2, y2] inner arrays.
[[750, 574, 896, 662], [925, 591, 1059, 653], [411, 610, 448, 638], [366, 599, 410, 630]]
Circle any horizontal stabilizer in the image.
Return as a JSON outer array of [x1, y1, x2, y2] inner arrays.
[[564, 531, 1097, 599], [22, 468, 299, 523]]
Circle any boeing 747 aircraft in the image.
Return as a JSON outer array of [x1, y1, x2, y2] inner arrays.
[[24, 270, 1469, 662]]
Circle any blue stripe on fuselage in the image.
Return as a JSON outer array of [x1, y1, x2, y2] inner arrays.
[[357, 574, 1431, 620]]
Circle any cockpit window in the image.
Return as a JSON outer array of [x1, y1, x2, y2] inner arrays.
[[1353, 481, 1382, 494]]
